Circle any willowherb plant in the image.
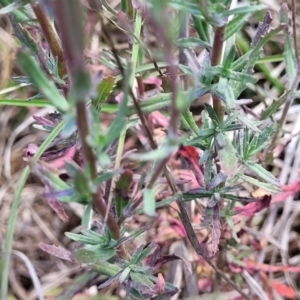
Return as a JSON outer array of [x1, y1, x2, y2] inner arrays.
[[1, 0, 299, 299]]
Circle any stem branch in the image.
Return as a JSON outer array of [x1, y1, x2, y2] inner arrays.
[[31, 3, 68, 79]]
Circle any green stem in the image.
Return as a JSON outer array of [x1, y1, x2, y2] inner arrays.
[[129, 10, 142, 86], [211, 26, 226, 122], [107, 9, 142, 224], [0, 120, 66, 300]]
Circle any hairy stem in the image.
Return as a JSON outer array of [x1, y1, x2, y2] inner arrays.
[[75, 101, 127, 259], [53, 0, 127, 259]]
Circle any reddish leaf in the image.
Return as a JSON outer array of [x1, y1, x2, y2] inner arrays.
[[168, 215, 187, 238], [233, 195, 271, 216], [143, 77, 162, 87], [39, 242, 73, 262], [32, 115, 56, 127], [244, 260, 300, 273], [46, 186, 69, 223], [154, 273, 165, 294], [272, 178, 300, 204], [272, 281, 296, 299], [177, 145, 204, 187], [150, 111, 168, 127], [24, 144, 76, 169]]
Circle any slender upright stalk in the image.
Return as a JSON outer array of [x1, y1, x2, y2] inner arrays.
[[105, 10, 143, 222], [53, 1, 128, 259], [211, 25, 226, 122], [31, 3, 68, 79]]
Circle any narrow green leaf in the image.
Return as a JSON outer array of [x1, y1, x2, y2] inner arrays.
[[245, 135, 258, 158], [129, 143, 178, 161], [143, 188, 156, 217], [245, 162, 281, 186], [84, 246, 116, 261], [65, 232, 100, 245], [115, 227, 148, 247], [93, 170, 120, 186], [177, 37, 211, 49], [225, 13, 252, 41], [139, 243, 156, 262], [98, 272, 122, 289], [182, 189, 214, 201], [0, 98, 51, 107], [192, 14, 210, 42], [239, 174, 281, 193], [205, 104, 220, 124], [82, 203, 93, 229], [92, 76, 116, 110], [17, 51, 69, 112], [73, 250, 121, 276], [237, 115, 261, 133], [102, 71, 129, 148], [131, 245, 144, 264], [248, 126, 274, 156], [12, 22, 39, 56], [280, 5, 296, 88], [81, 229, 107, 244], [181, 110, 199, 135], [226, 216, 240, 242], [0, 0, 29, 15], [223, 46, 236, 69], [119, 267, 131, 284], [130, 272, 154, 289], [261, 92, 287, 120], [222, 4, 266, 17]]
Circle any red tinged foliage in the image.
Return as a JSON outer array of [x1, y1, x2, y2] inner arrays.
[[243, 259, 300, 273], [154, 273, 165, 294], [177, 145, 200, 166], [233, 195, 271, 217], [46, 190, 69, 223], [272, 177, 300, 204], [272, 281, 296, 299], [39, 242, 73, 262], [177, 145, 205, 187]]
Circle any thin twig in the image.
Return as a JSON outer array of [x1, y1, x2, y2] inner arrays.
[[211, 26, 226, 122], [31, 3, 68, 79]]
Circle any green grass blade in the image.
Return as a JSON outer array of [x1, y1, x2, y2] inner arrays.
[[0, 99, 51, 107]]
